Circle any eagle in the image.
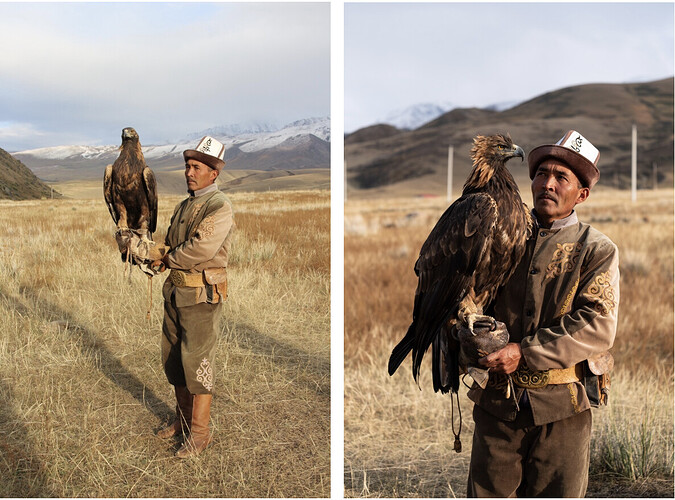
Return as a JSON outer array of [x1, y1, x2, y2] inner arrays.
[[388, 134, 532, 394], [104, 127, 158, 258]]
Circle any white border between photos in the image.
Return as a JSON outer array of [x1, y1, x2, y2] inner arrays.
[[330, 0, 345, 497]]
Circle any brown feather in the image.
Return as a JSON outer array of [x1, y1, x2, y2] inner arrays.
[[104, 127, 158, 239], [388, 133, 531, 394]]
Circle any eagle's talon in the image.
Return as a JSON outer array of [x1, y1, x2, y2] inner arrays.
[[466, 313, 497, 335]]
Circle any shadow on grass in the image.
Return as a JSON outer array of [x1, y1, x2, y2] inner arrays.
[[2, 285, 173, 422], [228, 321, 330, 398], [0, 379, 56, 497]]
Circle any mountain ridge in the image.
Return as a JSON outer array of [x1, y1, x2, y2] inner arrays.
[[14, 117, 331, 185], [346, 78, 673, 197]]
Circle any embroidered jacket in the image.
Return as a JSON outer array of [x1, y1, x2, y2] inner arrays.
[[162, 183, 235, 307], [467, 210, 620, 425]]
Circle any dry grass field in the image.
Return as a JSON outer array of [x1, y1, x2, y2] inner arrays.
[[0, 189, 330, 497], [345, 187, 674, 497]]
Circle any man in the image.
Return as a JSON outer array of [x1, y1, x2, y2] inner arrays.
[[466, 131, 620, 497], [152, 136, 234, 459]]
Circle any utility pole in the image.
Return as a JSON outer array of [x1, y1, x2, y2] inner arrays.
[[653, 162, 658, 190], [447, 146, 453, 202], [631, 124, 637, 202]]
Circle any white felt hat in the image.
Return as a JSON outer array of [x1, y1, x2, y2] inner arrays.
[[183, 136, 226, 171], [528, 130, 600, 188]]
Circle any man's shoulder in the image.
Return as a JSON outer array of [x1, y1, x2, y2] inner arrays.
[[576, 220, 618, 256], [206, 190, 233, 212]]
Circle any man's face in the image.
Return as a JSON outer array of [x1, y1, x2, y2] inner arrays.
[[531, 159, 589, 227], [185, 159, 218, 192]]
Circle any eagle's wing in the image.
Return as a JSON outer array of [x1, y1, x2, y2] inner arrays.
[[388, 192, 499, 392], [142, 166, 158, 234], [103, 164, 119, 225]]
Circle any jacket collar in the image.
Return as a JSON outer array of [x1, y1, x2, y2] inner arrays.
[[188, 183, 219, 198], [532, 210, 579, 231]]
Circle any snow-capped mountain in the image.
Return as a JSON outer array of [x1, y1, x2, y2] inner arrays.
[[15, 144, 119, 161], [186, 121, 280, 139], [381, 102, 454, 130], [15, 117, 330, 164], [372, 99, 524, 131], [12, 117, 331, 184]]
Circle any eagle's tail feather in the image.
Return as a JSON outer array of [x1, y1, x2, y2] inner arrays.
[[388, 323, 416, 376]]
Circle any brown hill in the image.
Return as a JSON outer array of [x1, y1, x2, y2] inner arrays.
[[0, 147, 61, 200], [224, 134, 330, 171], [346, 78, 674, 197], [345, 124, 402, 145]]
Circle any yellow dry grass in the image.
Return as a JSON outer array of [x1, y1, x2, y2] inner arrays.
[[344, 188, 674, 497], [0, 189, 330, 497]]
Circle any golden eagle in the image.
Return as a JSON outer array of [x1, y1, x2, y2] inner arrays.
[[388, 134, 532, 394], [103, 127, 158, 255]]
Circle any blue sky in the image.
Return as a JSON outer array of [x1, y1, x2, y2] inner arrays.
[[0, 2, 330, 151], [345, 2, 674, 132]]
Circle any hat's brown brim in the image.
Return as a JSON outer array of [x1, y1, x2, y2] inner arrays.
[[528, 144, 599, 188], [183, 149, 225, 172]]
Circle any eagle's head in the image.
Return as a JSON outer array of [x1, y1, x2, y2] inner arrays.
[[121, 127, 139, 142], [471, 134, 524, 167]]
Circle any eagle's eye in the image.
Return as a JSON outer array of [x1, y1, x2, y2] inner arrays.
[[498, 145, 505, 150]]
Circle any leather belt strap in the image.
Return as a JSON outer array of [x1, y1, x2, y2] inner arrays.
[[513, 364, 583, 389], [169, 270, 205, 288]]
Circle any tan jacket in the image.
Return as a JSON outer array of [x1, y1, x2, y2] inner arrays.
[[468, 211, 620, 425], [162, 183, 235, 307]]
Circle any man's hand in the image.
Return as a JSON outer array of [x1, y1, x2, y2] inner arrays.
[[150, 254, 170, 274], [479, 342, 522, 374]]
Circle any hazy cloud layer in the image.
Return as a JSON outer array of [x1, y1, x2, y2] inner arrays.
[[345, 3, 674, 132], [0, 3, 330, 151]]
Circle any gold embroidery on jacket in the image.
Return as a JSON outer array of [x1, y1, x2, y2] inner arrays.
[[545, 242, 583, 279], [587, 271, 616, 316], [558, 279, 580, 317], [567, 383, 581, 413], [195, 215, 216, 240], [188, 203, 204, 227], [196, 358, 213, 391]]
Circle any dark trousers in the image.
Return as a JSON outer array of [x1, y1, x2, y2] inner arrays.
[[467, 404, 592, 497], [161, 292, 222, 395]]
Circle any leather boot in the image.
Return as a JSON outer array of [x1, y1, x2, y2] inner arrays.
[[175, 393, 212, 458], [157, 385, 192, 438]]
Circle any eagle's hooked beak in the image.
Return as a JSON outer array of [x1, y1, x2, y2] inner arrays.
[[122, 127, 136, 140], [513, 145, 525, 162]]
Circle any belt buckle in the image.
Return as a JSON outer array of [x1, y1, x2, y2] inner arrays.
[[170, 271, 187, 287], [514, 366, 550, 388]]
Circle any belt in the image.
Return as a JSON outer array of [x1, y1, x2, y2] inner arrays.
[[169, 270, 206, 288], [513, 364, 583, 389]]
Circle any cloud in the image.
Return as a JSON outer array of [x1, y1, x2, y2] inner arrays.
[[345, 3, 674, 132], [0, 3, 330, 149]]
